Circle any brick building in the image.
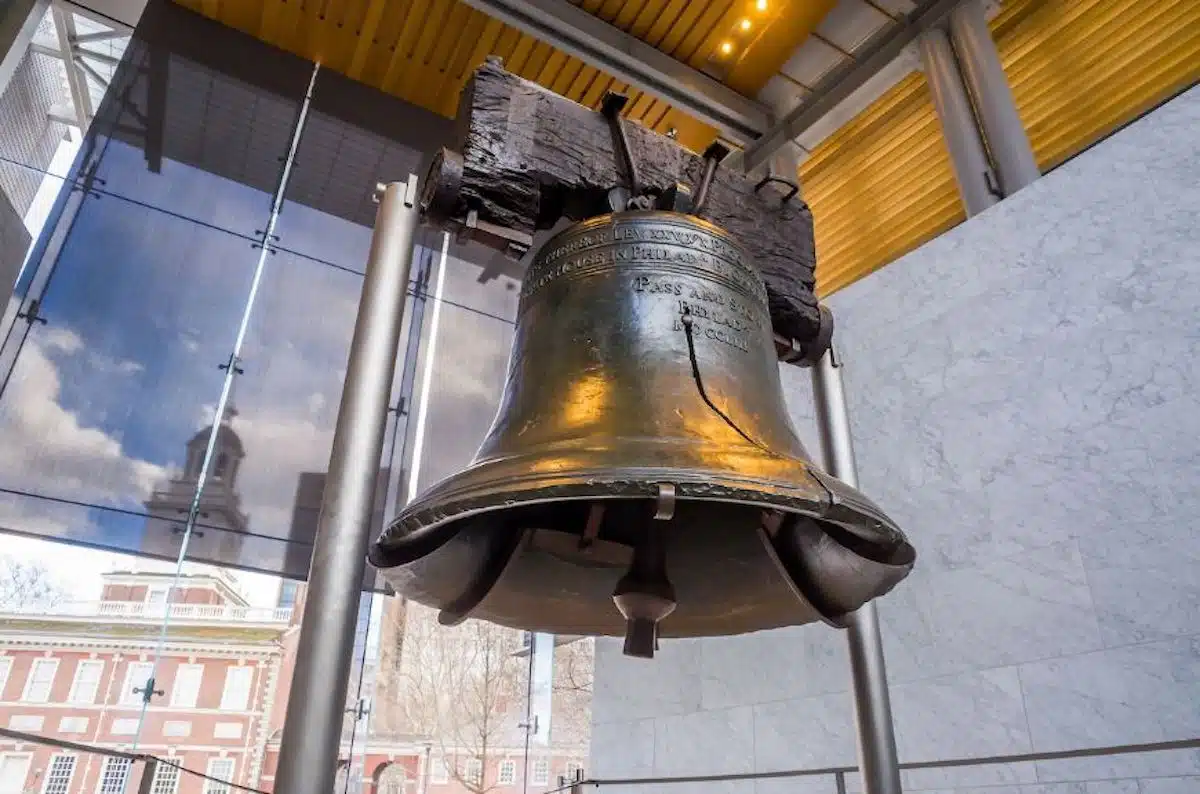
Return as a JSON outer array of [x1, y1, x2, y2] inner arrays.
[[0, 565, 292, 794]]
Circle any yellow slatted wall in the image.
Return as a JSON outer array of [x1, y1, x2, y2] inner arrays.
[[802, 73, 963, 296], [810, 0, 1200, 295], [995, 0, 1200, 172]]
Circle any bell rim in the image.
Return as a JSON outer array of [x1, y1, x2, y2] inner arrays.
[[370, 462, 909, 570]]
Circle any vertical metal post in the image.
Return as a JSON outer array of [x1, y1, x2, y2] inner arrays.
[[135, 758, 158, 794], [918, 28, 997, 217], [811, 346, 903, 794], [948, 0, 1040, 195], [273, 176, 422, 794]]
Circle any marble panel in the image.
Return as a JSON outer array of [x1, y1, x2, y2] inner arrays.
[[753, 691, 857, 772], [652, 706, 755, 778], [891, 667, 1033, 761], [700, 624, 851, 709], [1019, 638, 1200, 750], [592, 638, 703, 724], [589, 718, 655, 779]]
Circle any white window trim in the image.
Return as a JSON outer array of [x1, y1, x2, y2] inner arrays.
[[96, 757, 132, 794], [162, 721, 191, 738], [213, 722, 242, 739], [169, 664, 203, 708], [57, 717, 89, 734], [145, 587, 169, 604], [429, 759, 449, 786], [203, 758, 235, 794], [7, 715, 44, 731], [0, 752, 33, 794], [464, 758, 483, 786], [218, 667, 253, 712], [121, 662, 153, 706], [531, 759, 549, 786], [110, 718, 139, 736], [40, 754, 76, 794], [150, 763, 179, 794], [68, 660, 105, 705], [0, 658, 13, 699], [22, 659, 59, 703], [497, 759, 516, 786]]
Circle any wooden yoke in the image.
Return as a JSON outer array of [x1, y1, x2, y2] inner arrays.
[[421, 59, 826, 348]]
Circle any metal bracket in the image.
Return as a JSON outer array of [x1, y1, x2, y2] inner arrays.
[[17, 299, 47, 326], [601, 92, 640, 202], [134, 677, 164, 704], [458, 209, 534, 258], [693, 142, 730, 215], [775, 305, 834, 367], [754, 174, 800, 204], [218, 354, 245, 375], [983, 169, 1003, 199]]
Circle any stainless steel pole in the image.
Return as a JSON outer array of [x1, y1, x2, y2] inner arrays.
[[274, 176, 422, 794], [918, 27, 998, 217], [948, 0, 1040, 195], [811, 345, 903, 794]]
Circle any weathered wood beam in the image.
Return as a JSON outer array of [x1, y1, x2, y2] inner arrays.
[[423, 60, 821, 344]]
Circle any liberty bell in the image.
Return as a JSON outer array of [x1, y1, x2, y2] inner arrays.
[[370, 208, 915, 658]]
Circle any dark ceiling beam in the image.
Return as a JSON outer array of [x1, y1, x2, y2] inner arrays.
[[459, 0, 773, 143], [739, 0, 963, 173]]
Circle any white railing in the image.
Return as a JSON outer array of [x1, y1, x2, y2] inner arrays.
[[0, 601, 293, 623]]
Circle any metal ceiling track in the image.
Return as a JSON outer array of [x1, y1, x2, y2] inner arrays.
[[458, 0, 772, 143], [739, 0, 964, 174]]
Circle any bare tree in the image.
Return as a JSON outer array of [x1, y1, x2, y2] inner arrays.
[[0, 557, 67, 610], [392, 606, 525, 794], [553, 637, 594, 696]]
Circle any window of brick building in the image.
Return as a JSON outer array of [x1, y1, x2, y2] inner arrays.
[[219, 667, 252, 711], [531, 760, 549, 786], [498, 760, 516, 786], [170, 665, 203, 708], [97, 758, 131, 794], [22, 659, 58, 702], [121, 662, 154, 706], [464, 759, 482, 787], [57, 717, 88, 734], [203, 759, 234, 794], [150, 763, 179, 794], [41, 755, 75, 794], [68, 661, 104, 704]]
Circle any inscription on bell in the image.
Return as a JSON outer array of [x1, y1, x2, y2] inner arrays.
[[613, 222, 744, 268]]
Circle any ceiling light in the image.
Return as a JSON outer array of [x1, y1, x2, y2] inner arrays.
[[739, 18, 752, 31], [719, 41, 734, 55], [756, 0, 767, 11]]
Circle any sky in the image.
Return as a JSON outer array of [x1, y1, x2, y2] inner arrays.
[[0, 82, 520, 609]]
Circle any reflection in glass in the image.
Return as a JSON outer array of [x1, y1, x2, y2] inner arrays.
[[0, 191, 257, 557]]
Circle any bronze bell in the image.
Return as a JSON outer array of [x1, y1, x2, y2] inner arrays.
[[370, 210, 915, 658]]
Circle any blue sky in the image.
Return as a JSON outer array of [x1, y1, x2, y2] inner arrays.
[[0, 133, 519, 593]]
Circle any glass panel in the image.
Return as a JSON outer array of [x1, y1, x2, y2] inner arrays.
[[0, 191, 259, 561], [272, 66, 452, 274], [405, 296, 516, 495], [80, 0, 307, 238]]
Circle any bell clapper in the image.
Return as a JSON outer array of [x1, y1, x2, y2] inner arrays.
[[612, 485, 678, 659]]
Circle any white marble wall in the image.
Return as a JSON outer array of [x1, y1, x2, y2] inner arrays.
[[590, 86, 1200, 794]]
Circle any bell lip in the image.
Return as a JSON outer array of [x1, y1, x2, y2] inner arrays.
[[370, 463, 910, 570]]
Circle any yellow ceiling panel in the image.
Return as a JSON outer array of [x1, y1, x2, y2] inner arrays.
[[994, 0, 1200, 172], [799, 73, 964, 296], [174, 0, 822, 157]]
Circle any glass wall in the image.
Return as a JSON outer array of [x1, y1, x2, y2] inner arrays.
[[0, 1, 593, 793]]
